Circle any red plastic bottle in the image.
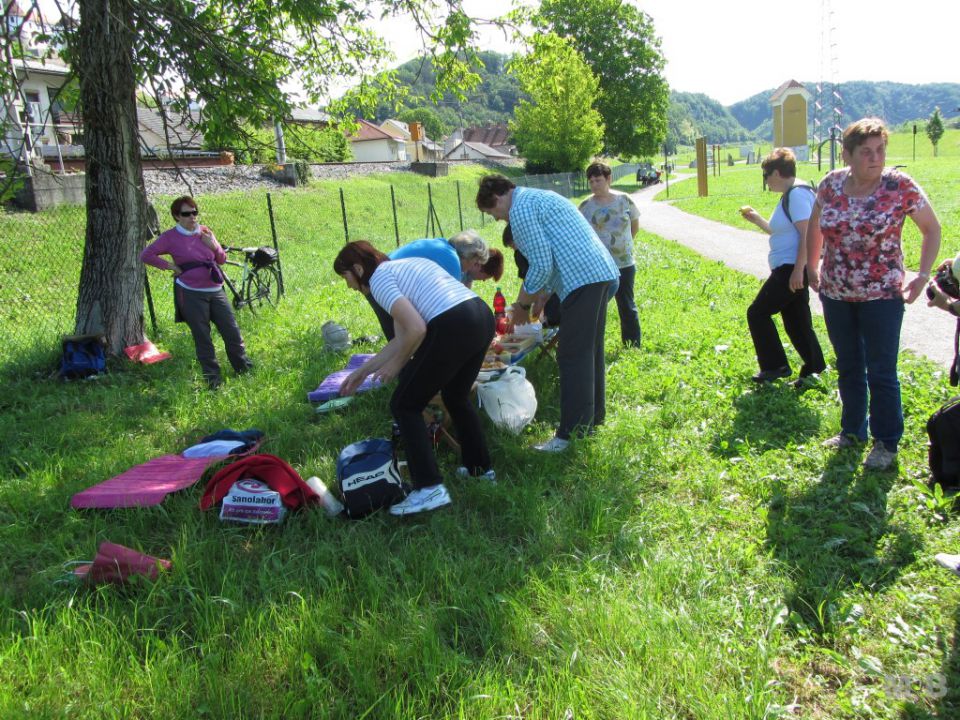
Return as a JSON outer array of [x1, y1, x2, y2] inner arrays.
[[493, 287, 506, 316]]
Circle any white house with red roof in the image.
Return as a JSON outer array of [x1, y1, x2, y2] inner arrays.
[[348, 119, 407, 162]]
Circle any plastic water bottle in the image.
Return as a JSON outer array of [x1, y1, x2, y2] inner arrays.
[[306, 476, 344, 517], [493, 287, 506, 317]]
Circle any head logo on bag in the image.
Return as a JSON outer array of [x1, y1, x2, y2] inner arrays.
[[336, 438, 408, 519]]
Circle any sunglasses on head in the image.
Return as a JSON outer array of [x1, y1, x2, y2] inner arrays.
[[180, 209, 199, 217]]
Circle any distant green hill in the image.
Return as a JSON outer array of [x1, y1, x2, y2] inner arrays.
[[728, 81, 960, 136], [354, 57, 960, 149], [668, 91, 755, 146], [360, 51, 523, 137]]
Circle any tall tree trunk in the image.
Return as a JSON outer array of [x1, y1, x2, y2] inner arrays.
[[74, 0, 150, 352]]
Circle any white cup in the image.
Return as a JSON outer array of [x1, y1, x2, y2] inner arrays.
[[306, 476, 344, 517]]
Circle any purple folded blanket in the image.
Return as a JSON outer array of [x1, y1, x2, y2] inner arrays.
[[307, 354, 382, 403]]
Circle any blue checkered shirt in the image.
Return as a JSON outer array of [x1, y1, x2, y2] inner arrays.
[[509, 187, 618, 300]]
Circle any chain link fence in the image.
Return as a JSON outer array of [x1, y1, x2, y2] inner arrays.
[[1, 164, 651, 378], [0, 176, 498, 378]]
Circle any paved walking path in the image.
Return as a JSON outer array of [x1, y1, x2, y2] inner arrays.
[[630, 176, 956, 369]]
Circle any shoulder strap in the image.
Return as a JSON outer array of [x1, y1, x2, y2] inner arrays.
[[952, 318, 959, 387], [781, 183, 815, 224]]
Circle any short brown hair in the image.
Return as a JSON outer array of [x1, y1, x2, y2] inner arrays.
[[333, 240, 388, 286], [585, 161, 611, 179], [760, 148, 797, 179], [481, 248, 504, 281], [170, 195, 197, 219], [476, 174, 516, 210], [842, 117, 888, 154]]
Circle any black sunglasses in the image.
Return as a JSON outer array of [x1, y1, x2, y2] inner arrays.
[[180, 209, 199, 217]]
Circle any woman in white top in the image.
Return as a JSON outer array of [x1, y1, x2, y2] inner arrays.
[[739, 148, 826, 384], [334, 241, 496, 516]]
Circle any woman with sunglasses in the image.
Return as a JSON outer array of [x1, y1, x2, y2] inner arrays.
[[739, 147, 826, 385], [141, 195, 252, 389]]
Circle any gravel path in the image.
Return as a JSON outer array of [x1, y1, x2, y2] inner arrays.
[[631, 175, 956, 370]]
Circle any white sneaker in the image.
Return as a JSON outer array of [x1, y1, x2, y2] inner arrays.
[[863, 441, 897, 470], [533, 437, 570, 453], [935, 553, 960, 578], [388, 484, 452, 516], [455, 467, 497, 482]]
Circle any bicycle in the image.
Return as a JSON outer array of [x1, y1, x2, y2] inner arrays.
[[221, 245, 282, 313]]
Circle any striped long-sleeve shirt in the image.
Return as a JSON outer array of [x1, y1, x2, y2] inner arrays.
[[369, 257, 475, 323]]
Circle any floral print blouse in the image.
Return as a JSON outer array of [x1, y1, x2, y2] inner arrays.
[[578, 192, 640, 269], [817, 167, 926, 302]]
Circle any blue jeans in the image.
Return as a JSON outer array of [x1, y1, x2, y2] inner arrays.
[[820, 295, 904, 450]]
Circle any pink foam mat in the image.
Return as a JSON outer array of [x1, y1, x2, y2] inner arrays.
[[71, 454, 226, 509]]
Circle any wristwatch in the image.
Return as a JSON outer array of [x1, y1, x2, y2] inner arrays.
[[514, 302, 532, 312], [917, 270, 931, 279]]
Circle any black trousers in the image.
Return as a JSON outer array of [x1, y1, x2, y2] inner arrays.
[[390, 297, 495, 488], [557, 281, 609, 439], [613, 264, 641, 346], [175, 285, 252, 383], [367, 294, 396, 341], [747, 264, 825, 376]]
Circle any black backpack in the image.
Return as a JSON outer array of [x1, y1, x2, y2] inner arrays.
[[59, 335, 106, 379], [927, 396, 960, 489], [336, 438, 409, 519], [781, 183, 816, 224]]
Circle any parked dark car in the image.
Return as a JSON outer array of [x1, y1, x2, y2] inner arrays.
[[635, 162, 662, 187]]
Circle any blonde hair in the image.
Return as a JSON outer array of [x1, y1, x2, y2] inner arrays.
[[448, 229, 489, 263]]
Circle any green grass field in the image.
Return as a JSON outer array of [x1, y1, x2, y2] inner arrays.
[[1, 144, 960, 718]]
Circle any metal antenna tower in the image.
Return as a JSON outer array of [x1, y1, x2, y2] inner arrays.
[[816, 0, 842, 144]]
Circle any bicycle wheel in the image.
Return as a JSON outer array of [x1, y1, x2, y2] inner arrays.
[[243, 266, 280, 311]]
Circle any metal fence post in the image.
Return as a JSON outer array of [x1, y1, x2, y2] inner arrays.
[[456, 180, 463, 231], [144, 269, 158, 337], [266, 192, 284, 296], [390, 185, 400, 247], [339, 187, 349, 242]]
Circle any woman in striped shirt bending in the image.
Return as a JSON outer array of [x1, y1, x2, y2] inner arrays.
[[334, 241, 496, 516]]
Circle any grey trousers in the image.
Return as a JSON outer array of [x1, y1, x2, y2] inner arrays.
[[557, 281, 609, 439], [175, 285, 252, 384]]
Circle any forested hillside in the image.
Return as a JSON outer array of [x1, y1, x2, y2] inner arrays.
[[351, 54, 960, 150], [729, 81, 960, 133], [359, 51, 523, 138], [667, 91, 754, 148]]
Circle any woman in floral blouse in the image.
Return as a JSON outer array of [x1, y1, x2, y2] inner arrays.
[[803, 117, 941, 470], [579, 161, 641, 347]]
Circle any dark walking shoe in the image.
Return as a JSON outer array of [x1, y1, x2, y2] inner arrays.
[[752, 366, 791, 383]]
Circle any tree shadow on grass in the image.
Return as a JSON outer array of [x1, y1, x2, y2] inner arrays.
[[766, 449, 922, 630], [710, 383, 823, 457]]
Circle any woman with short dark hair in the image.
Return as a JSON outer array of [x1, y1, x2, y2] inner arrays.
[[739, 147, 825, 384], [140, 196, 252, 388], [805, 117, 941, 470], [334, 240, 496, 515], [579, 161, 641, 346]]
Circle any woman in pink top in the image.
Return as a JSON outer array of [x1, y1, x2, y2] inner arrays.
[[140, 196, 252, 388], [804, 118, 941, 470]]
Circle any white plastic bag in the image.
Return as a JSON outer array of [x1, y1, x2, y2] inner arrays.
[[476, 366, 537, 434]]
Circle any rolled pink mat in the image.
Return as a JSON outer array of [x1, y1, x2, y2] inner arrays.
[[74, 541, 171, 585]]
